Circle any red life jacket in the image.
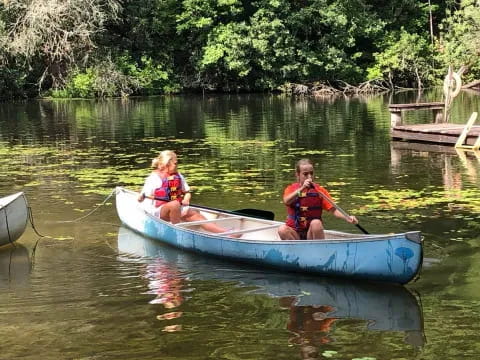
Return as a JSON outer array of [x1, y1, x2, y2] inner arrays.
[[286, 184, 324, 232], [153, 173, 184, 207]]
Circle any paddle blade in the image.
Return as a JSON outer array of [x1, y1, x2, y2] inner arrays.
[[233, 209, 275, 221]]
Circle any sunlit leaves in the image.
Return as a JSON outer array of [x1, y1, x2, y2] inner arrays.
[[437, 0, 480, 83], [201, 22, 251, 78], [368, 30, 436, 88], [322, 350, 338, 358]]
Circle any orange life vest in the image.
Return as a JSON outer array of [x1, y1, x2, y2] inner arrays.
[[153, 173, 184, 207], [286, 184, 323, 232]]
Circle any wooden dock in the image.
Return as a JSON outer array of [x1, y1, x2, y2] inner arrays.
[[391, 123, 480, 146], [387, 70, 480, 148], [391, 140, 461, 154], [388, 102, 445, 125]]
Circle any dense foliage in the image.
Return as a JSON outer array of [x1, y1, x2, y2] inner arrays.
[[0, 0, 479, 98]]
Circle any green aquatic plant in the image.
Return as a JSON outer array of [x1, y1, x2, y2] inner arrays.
[[289, 149, 331, 156], [352, 187, 480, 221], [4, 142, 478, 236], [322, 350, 337, 358]]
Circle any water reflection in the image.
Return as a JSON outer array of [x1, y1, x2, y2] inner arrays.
[[117, 226, 425, 351], [0, 243, 31, 288], [391, 141, 480, 189], [144, 259, 184, 332], [455, 149, 480, 186]]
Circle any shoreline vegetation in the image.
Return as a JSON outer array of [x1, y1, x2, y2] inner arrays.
[[279, 80, 391, 97], [1, 0, 480, 100]]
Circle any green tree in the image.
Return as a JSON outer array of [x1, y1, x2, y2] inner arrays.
[[179, 0, 387, 90], [198, 3, 297, 90], [176, 0, 245, 88], [2, 0, 474, 97], [367, 30, 436, 88], [437, 0, 480, 82]]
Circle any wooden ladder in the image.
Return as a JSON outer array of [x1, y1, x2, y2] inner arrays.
[[455, 112, 480, 151]]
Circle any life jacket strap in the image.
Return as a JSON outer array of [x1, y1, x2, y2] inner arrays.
[[155, 195, 170, 201], [299, 206, 322, 211], [288, 215, 320, 221]]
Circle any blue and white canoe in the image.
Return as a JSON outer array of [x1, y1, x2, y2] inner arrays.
[[0, 192, 28, 247], [115, 187, 423, 284]]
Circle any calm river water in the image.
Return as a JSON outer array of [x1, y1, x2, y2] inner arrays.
[[1, 91, 480, 360]]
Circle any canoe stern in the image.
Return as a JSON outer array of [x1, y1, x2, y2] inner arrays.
[[0, 192, 28, 247]]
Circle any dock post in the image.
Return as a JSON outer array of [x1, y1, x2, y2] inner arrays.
[[390, 111, 402, 128], [433, 109, 444, 123]]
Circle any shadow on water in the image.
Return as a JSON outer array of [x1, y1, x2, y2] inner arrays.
[[0, 243, 31, 288], [117, 226, 425, 349]]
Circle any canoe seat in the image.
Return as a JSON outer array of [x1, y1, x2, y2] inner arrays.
[[218, 224, 281, 236]]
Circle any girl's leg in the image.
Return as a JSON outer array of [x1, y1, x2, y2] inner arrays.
[[160, 201, 182, 224], [307, 219, 325, 240], [278, 224, 301, 240], [182, 209, 233, 234]]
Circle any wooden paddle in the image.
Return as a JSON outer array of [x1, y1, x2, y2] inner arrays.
[[139, 194, 275, 220], [314, 187, 369, 234]]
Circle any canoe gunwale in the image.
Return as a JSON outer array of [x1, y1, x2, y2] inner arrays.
[[0, 192, 25, 209]]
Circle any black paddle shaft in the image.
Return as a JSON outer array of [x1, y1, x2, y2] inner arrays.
[[192, 203, 275, 221], [314, 188, 369, 234], [142, 194, 275, 220]]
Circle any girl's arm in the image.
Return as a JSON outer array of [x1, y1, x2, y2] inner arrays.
[[182, 191, 191, 205], [180, 173, 191, 205], [138, 174, 154, 202], [283, 184, 306, 205], [329, 208, 358, 224]]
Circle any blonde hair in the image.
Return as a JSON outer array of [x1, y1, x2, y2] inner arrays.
[[152, 150, 177, 170], [295, 158, 313, 173]]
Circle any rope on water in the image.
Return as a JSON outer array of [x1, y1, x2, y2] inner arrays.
[[22, 189, 117, 261], [25, 189, 116, 242], [28, 206, 48, 238], [56, 188, 116, 223]]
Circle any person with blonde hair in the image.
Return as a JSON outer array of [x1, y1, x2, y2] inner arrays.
[[278, 159, 358, 240], [138, 150, 239, 236]]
